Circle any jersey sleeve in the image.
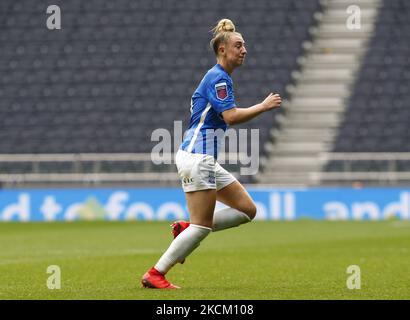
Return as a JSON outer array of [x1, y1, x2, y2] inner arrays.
[[206, 77, 236, 114]]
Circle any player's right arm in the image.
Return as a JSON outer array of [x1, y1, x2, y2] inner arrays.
[[221, 93, 282, 126]]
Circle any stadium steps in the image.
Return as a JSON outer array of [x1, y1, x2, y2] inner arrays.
[[272, 127, 338, 143], [287, 83, 350, 97], [308, 39, 368, 54], [257, 0, 381, 186], [294, 69, 354, 83], [317, 9, 378, 23]]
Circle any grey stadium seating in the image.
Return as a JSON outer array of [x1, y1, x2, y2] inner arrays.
[[0, 0, 321, 184], [326, 0, 410, 178]]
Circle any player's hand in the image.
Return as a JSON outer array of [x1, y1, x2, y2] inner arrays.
[[261, 93, 282, 110]]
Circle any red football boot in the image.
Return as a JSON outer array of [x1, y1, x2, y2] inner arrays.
[[141, 267, 180, 289], [171, 221, 190, 264], [171, 220, 190, 238]]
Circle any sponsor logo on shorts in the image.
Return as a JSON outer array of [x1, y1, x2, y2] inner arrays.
[[208, 171, 215, 184], [182, 177, 194, 184]]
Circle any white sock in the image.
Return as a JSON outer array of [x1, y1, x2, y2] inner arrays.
[[212, 208, 252, 232], [154, 224, 211, 274]]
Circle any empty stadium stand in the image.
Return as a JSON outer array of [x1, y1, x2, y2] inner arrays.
[[322, 0, 410, 185], [257, 0, 410, 187], [0, 0, 322, 187]]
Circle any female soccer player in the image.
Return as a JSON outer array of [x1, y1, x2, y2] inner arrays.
[[142, 18, 282, 289]]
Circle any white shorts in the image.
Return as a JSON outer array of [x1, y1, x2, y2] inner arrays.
[[175, 149, 237, 193]]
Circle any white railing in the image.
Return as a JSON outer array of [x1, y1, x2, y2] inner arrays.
[[1, 152, 409, 186], [319, 152, 410, 161], [315, 152, 410, 184], [0, 152, 251, 163], [0, 153, 245, 186], [0, 172, 178, 183], [0, 153, 154, 162]]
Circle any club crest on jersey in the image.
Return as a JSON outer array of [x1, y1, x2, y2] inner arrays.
[[215, 82, 228, 100]]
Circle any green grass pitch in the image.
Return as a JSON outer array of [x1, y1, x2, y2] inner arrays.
[[0, 220, 409, 300]]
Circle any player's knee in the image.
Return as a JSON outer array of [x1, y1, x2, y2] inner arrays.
[[245, 203, 257, 220]]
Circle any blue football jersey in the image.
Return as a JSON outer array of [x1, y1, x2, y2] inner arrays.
[[180, 64, 236, 158]]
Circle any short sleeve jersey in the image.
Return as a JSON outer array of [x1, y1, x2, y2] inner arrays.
[[180, 64, 236, 158]]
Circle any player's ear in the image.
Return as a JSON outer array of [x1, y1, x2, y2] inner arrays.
[[218, 44, 226, 55]]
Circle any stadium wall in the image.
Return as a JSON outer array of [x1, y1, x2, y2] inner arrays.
[[1, 187, 409, 221]]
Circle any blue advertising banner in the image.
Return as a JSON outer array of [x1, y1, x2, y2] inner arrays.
[[0, 187, 409, 221]]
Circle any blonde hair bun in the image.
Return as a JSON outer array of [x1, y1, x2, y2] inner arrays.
[[212, 19, 236, 35]]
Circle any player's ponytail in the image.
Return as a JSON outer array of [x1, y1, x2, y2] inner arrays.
[[212, 19, 236, 35], [210, 19, 239, 55]]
